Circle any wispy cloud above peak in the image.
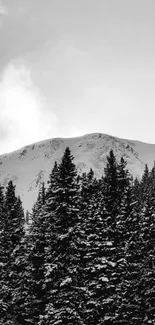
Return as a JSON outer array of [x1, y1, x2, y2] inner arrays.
[[0, 60, 58, 153]]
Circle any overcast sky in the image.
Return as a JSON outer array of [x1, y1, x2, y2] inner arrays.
[[0, 0, 155, 153]]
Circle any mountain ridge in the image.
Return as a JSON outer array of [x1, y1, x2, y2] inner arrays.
[[1, 132, 155, 211]]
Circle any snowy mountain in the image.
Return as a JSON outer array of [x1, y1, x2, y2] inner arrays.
[[1, 133, 155, 211]]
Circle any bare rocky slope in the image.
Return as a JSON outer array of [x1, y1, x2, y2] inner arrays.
[[1, 133, 155, 211]]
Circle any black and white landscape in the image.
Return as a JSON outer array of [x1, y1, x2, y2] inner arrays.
[[1, 0, 155, 324]]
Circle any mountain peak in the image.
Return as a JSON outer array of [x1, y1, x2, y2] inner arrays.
[[0, 132, 155, 210]]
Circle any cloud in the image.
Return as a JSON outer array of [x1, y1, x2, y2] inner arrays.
[[0, 61, 58, 154], [0, 1, 7, 16]]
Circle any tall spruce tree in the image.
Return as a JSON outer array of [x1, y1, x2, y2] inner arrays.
[[5, 181, 24, 250], [11, 235, 31, 325], [121, 197, 143, 324], [117, 156, 131, 206], [46, 161, 59, 200], [0, 184, 8, 324], [132, 177, 142, 213], [79, 170, 116, 324], [0, 181, 25, 324], [103, 150, 119, 242], [138, 196, 155, 323], [113, 183, 142, 324], [41, 147, 83, 325], [27, 182, 47, 324]]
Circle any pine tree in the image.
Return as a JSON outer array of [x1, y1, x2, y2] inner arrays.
[[132, 177, 141, 213], [141, 164, 149, 189], [5, 181, 24, 250], [0, 181, 25, 324], [79, 154, 131, 324], [42, 147, 83, 325], [117, 156, 131, 206], [113, 183, 140, 324], [79, 179, 116, 324], [0, 184, 8, 324], [119, 191, 144, 324], [102, 152, 143, 324], [79, 169, 101, 323], [16, 195, 25, 232], [27, 182, 47, 324], [33, 182, 46, 216], [46, 161, 59, 200], [138, 196, 155, 323], [103, 150, 119, 242], [139, 164, 150, 210], [80, 168, 99, 212], [11, 235, 31, 325], [149, 161, 155, 187]]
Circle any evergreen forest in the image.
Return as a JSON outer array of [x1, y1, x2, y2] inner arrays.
[[1, 147, 155, 324]]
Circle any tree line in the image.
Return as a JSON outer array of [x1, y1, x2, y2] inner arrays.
[[0, 147, 155, 324]]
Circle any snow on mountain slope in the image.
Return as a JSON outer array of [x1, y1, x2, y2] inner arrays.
[[0, 133, 155, 211]]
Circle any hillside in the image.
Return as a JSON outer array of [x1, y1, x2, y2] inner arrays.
[[1, 132, 155, 211]]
